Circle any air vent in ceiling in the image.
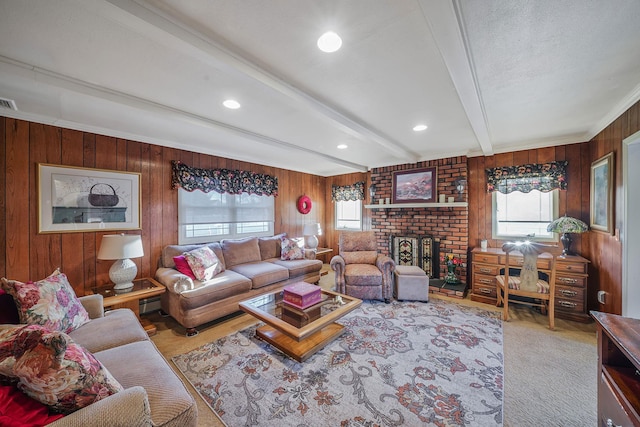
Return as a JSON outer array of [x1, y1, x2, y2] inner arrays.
[[0, 97, 17, 110]]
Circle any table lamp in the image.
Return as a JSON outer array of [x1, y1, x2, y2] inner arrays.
[[97, 234, 144, 290], [303, 223, 322, 250], [546, 215, 589, 256]]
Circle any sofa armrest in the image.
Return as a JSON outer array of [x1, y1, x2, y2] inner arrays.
[[49, 386, 151, 427], [78, 294, 104, 319], [376, 255, 395, 300], [155, 267, 195, 294], [330, 255, 346, 293]]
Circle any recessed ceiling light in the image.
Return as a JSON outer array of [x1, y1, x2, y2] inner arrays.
[[223, 99, 241, 109], [317, 31, 342, 53], [413, 124, 428, 131], [337, 144, 348, 149]]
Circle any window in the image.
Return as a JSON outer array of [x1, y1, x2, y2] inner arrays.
[[178, 188, 274, 244], [335, 200, 362, 230], [492, 190, 558, 241]]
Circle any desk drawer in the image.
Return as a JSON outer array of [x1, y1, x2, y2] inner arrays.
[[473, 284, 497, 298], [555, 284, 585, 301], [473, 264, 500, 275], [556, 261, 587, 274], [555, 275, 587, 288], [473, 273, 496, 287], [474, 253, 499, 264]]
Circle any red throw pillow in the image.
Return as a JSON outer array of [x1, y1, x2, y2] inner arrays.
[[0, 384, 64, 427], [173, 255, 197, 280]]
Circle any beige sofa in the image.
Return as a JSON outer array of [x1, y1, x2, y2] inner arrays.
[[2, 294, 197, 427], [155, 235, 323, 336]]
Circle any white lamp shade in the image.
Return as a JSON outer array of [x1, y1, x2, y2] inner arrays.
[[97, 234, 144, 260], [303, 223, 322, 236]]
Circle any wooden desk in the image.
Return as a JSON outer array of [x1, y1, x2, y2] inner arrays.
[[92, 277, 165, 335], [470, 247, 590, 322]]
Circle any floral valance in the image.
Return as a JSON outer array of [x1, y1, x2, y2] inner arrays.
[[171, 160, 278, 196], [331, 181, 365, 202], [486, 161, 568, 193]]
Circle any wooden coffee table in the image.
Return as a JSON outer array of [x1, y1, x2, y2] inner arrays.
[[239, 288, 361, 362]]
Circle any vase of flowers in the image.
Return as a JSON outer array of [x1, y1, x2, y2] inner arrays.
[[441, 253, 462, 284]]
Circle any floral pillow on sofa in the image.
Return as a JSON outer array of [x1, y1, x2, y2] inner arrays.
[[183, 246, 223, 281], [0, 269, 90, 334], [0, 324, 123, 414], [280, 236, 304, 260]]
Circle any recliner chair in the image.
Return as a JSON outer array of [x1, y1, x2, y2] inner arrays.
[[330, 231, 395, 302]]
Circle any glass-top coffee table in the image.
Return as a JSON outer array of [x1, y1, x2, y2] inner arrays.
[[239, 288, 362, 362]]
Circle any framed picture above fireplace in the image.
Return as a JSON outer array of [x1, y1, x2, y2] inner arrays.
[[392, 166, 437, 204]]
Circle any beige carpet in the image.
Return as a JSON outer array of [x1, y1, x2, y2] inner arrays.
[[147, 266, 597, 427]]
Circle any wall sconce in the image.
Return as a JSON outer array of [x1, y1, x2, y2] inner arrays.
[[454, 178, 467, 202], [369, 184, 376, 202]]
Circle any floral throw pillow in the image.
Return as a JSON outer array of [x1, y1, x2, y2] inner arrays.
[[1, 269, 90, 334], [280, 236, 304, 260], [1, 324, 122, 414], [183, 246, 223, 281]]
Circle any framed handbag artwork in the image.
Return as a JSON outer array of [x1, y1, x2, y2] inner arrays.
[[38, 163, 141, 233]]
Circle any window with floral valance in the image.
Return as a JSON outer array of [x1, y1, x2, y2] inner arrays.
[[171, 160, 278, 196], [486, 161, 568, 194], [331, 181, 365, 202]]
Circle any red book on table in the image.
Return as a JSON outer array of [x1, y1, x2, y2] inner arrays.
[[283, 282, 321, 309]]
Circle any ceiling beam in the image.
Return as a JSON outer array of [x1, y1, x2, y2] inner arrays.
[[418, 0, 493, 156], [0, 54, 369, 172], [104, 0, 419, 163]]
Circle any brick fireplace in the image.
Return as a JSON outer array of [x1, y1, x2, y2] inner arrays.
[[369, 157, 469, 282]]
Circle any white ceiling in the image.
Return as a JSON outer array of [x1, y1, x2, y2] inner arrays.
[[1, 0, 639, 176]]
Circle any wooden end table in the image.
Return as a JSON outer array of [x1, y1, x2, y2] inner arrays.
[[92, 277, 166, 336], [239, 288, 361, 362]]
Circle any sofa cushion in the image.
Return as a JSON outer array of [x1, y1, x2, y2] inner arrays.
[[229, 261, 289, 289], [183, 246, 223, 281], [69, 308, 149, 354], [258, 233, 285, 260], [2, 324, 123, 415], [172, 255, 197, 280], [269, 258, 323, 278], [280, 236, 304, 260], [161, 243, 225, 271], [341, 251, 378, 265], [178, 270, 252, 310], [1, 269, 90, 334], [345, 264, 383, 286], [95, 340, 197, 427], [221, 237, 261, 268]]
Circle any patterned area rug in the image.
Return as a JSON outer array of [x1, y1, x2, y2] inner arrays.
[[172, 300, 503, 426]]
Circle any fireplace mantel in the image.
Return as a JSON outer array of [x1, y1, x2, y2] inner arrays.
[[364, 202, 468, 209]]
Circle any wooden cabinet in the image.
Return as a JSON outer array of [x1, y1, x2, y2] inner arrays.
[[592, 311, 640, 427], [470, 247, 590, 322]]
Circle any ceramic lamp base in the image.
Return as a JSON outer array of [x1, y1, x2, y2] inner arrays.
[[304, 235, 319, 250], [109, 258, 137, 290]]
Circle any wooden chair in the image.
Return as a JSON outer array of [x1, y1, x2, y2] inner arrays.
[[495, 241, 560, 330]]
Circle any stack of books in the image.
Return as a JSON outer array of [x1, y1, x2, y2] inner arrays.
[[281, 282, 323, 327]]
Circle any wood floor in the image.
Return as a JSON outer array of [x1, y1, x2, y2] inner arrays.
[[146, 265, 596, 427]]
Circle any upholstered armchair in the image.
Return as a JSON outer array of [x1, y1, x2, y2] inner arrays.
[[330, 231, 395, 303]]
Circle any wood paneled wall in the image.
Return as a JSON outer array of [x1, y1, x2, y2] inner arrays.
[[467, 142, 593, 302], [323, 172, 371, 259], [0, 118, 325, 296], [587, 100, 640, 314]]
